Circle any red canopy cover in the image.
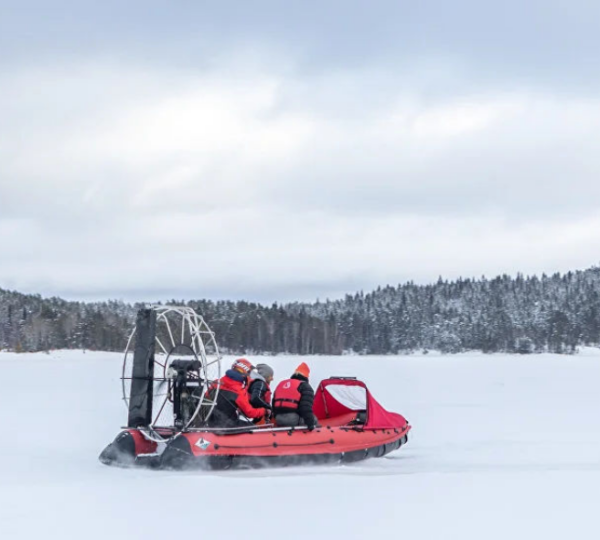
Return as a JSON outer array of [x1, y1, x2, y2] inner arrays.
[[313, 378, 408, 430]]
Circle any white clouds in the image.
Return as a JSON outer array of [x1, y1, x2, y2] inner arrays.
[[411, 99, 514, 139], [1, 59, 600, 302], [1, 202, 599, 303]]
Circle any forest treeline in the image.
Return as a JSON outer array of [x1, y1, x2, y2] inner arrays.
[[1, 266, 600, 354]]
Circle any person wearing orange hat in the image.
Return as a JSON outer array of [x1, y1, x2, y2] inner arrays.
[[272, 362, 317, 430], [206, 358, 267, 427]]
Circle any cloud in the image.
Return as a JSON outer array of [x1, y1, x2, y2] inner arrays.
[[1, 6, 600, 302], [4, 1, 600, 86]]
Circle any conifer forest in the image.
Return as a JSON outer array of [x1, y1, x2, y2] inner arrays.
[[1, 267, 599, 355]]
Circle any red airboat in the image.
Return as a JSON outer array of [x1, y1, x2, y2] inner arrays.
[[99, 307, 410, 470]]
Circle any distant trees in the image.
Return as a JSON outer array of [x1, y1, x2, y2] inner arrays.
[[0, 291, 133, 353], [1, 266, 600, 354]]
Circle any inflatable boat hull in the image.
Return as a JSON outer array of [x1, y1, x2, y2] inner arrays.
[[100, 423, 410, 470]]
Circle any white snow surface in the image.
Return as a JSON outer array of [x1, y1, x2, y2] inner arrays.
[[2, 349, 600, 539]]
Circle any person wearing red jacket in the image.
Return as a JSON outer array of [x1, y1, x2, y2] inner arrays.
[[272, 362, 317, 430], [207, 358, 267, 428]]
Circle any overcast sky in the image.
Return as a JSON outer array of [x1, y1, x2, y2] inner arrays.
[[1, 1, 600, 303]]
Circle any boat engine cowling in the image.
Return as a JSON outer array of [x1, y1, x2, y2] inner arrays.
[[167, 359, 203, 428]]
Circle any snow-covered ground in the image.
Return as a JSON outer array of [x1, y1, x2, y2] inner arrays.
[[2, 349, 600, 539]]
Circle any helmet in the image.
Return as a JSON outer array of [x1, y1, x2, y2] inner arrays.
[[232, 358, 253, 375]]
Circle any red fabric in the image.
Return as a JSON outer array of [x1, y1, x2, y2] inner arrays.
[[364, 394, 408, 430], [272, 379, 302, 410], [128, 429, 157, 455], [215, 375, 266, 419], [313, 378, 408, 430], [313, 379, 367, 419]]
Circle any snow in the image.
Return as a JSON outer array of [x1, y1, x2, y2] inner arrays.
[[2, 349, 600, 539]]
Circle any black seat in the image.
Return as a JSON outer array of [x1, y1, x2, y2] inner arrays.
[[350, 410, 367, 425]]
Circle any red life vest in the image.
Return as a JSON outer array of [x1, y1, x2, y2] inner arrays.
[[261, 385, 272, 406], [273, 379, 302, 410]]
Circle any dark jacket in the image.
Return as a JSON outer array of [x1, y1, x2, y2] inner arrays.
[[273, 373, 316, 429], [248, 375, 272, 410], [207, 370, 266, 427]]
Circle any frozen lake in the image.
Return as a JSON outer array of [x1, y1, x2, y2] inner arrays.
[[1, 349, 600, 539]]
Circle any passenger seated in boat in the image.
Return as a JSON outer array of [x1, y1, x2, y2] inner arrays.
[[247, 364, 274, 424], [206, 358, 267, 427], [272, 363, 317, 431]]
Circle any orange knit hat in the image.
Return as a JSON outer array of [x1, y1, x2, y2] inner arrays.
[[294, 362, 310, 378]]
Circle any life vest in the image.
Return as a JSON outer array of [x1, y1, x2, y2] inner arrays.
[[272, 378, 302, 410], [249, 378, 272, 404]]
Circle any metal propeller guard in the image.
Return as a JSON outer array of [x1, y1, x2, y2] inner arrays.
[[121, 305, 222, 442]]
